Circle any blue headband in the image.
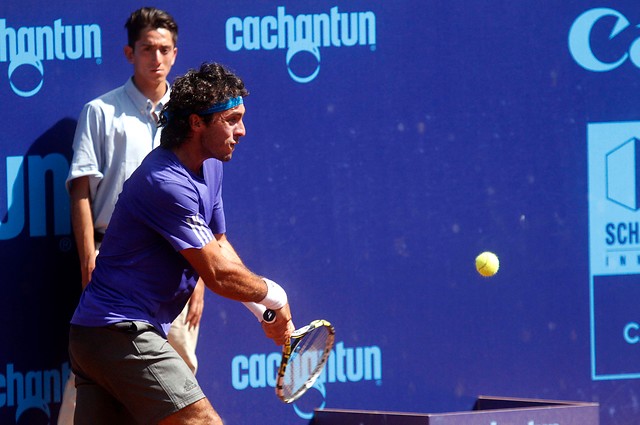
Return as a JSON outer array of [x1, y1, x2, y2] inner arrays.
[[197, 96, 243, 115], [161, 96, 243, 124]]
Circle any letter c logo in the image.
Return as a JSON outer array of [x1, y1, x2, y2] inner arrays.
[[568, 8, 630, 72], [624, 322, 640, 344]]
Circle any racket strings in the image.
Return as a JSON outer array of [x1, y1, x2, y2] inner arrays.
[[281, 326, 331, 398]]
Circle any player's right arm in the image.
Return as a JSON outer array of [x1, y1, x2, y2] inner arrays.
[[69, 176, 97, 289], [181, 241, 293, 345]]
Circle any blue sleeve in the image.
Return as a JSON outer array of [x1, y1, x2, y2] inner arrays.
[[205, 159, 226, 235], [136, 178, 215, 251]]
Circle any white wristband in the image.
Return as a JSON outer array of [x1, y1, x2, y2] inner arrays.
[[243, 302, 267, 322], [242, 278, 287, 322], [259, 278, 288, 310]]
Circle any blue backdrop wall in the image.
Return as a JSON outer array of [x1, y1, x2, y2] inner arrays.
[[1, 1, 640, 424]]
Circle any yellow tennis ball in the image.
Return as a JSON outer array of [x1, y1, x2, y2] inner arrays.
[[476, 251, 499, 277]]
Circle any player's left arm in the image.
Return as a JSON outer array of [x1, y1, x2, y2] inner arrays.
[[184, 278, 204, 330]]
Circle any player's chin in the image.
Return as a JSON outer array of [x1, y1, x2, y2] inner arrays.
[[148, 71, 167, 83], [225, 146, 237, 160]]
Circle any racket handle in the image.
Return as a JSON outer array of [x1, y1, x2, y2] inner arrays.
[[243, 302, 277, 323], [263, 309, 276, 323]]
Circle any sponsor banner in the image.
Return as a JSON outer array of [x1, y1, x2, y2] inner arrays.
[[0, 18, 102, 97], [4, 2, 640, 424], [588, 121, 640, 380], [231, 341, 382, 420], [224, 5, 376, 83], [0, 362, 70, 423]]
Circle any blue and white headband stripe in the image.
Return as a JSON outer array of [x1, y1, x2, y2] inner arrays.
[[162, 96, 243, 123], [196, 96, 243, 115]]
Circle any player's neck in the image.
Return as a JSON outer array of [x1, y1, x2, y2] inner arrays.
[[172, 144, 204, 177]]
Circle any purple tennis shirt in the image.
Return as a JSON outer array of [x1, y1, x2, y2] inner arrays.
[[71, 147, 226, 337]]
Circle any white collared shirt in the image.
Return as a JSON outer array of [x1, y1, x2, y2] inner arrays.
[[66, 78, 171, 233]]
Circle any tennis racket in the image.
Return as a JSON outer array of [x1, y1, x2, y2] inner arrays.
[[272, 316, 335, 403], [244, 303, 335, 403]]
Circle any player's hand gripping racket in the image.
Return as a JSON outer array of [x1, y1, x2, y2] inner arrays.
[[272, 314, 335, 403], [245, 302, 335, 403]]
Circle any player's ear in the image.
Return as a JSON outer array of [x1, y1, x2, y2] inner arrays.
[[189, 114, 202, 131], [124, 45, 135, 63], [171, 47, 178, 66]]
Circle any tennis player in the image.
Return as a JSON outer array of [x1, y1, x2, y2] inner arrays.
[[68, 62, 294, 425]]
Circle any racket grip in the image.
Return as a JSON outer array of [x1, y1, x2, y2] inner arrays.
[[243, 302, 277, 323]]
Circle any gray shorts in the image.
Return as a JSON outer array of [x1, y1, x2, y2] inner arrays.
[[69, 322, 206, 425]]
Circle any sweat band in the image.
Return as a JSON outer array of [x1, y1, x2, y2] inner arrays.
[[196, 96, 243, 115], [242, 278, 288, 322], [161, 96, 243, 124], [260, 278, 288, 310], [243, 302, 267, 322]]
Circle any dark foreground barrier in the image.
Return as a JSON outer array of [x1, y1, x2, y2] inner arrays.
[[314, 395, 599, 425]]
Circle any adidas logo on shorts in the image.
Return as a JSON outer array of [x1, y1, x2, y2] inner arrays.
[[184, 378, 197, 392]]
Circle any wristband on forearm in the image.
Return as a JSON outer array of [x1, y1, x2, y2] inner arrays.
[[243, 278, 287, 322], [259, 278, 287, 310], [243, 302, 267, 322]]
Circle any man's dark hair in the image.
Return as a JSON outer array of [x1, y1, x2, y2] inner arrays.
[[159, 62, 249, 149], [125, 7, 178, 48]]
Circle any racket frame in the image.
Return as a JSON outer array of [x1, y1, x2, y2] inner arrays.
[[275, 319, 335, 403]]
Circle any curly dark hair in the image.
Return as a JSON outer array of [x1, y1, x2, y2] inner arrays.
[[125, 7, 178, 48], [159, 62, 249, 149]]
